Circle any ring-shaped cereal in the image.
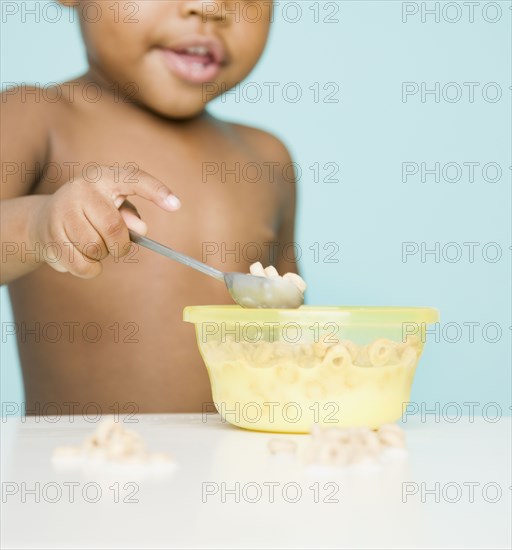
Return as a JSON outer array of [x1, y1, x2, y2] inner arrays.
[[368, 338, 396, 367], [322, 344, 353, 369]]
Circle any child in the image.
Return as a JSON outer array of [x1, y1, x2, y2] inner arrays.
[[0, 0, 298, 414]]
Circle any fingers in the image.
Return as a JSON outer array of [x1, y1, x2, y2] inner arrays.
[[57, 218, 104, 279], [107, 168, 181, 212], [120, 207, 148, 236], [60, 248, 103, 279], [83, 198, 131, 260], [119, 199, 140, 217], [118, 199, 148, 235], [48, 201, 124, 278], [61, 207, 110, 262], [40, 170, 181, 280], [46, 236, 103, 279]]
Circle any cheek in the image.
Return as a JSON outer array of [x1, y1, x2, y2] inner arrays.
[[79, 7, 157, 69], [84, 27, 137, 65], [232, 21, 271, 68]]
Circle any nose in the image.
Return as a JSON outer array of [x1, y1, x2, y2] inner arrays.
[[180, 0, 227, 22]]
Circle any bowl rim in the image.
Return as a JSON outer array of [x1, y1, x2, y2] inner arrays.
[[183, 305, 439, 324]]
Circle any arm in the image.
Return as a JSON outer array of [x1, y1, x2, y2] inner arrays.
[[273, 144, 299, 277], [0, 87, 181, 286], [275, 177, 299, 277], [0, 196, 52, 284], [0, 87, 51, 283]]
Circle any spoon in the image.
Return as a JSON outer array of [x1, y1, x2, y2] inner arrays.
[[129, 231, 304, 309]]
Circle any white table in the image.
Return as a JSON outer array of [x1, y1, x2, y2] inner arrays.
[[1, 414, 511, 549]]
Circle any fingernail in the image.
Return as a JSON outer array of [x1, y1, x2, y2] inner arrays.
[[165, 194, 181, 210]]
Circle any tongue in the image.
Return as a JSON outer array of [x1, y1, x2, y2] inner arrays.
[[174, 51, 211, 65]]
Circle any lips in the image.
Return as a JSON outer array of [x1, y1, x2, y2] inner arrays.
[[160, 37, 226, 85]]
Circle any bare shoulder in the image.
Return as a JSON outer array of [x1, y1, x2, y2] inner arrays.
[[0, 81, 77, 141], [223, 122, 297, 215], [0, 85, 58, 197], [0, 83, 55, 133], [226, 123, 298, 272], [228, 122, 294, 165]]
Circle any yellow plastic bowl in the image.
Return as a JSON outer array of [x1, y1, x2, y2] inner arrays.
[[184, 306, 439, 433]]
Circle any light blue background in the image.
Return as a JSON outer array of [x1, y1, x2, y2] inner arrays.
[[1, 1, 511, 413]]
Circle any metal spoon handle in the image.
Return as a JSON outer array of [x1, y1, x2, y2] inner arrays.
[[129, 231, 225, 282]]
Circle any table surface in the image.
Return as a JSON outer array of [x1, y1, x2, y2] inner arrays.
[[1, 413, 511, 549]]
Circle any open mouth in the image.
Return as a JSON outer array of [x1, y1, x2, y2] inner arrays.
[[160, 40, 225, 85]]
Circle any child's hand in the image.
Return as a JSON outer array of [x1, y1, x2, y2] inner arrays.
[[29, 168, 181, 278]]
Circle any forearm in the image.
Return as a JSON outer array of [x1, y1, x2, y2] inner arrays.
[[0, 196, 47, 284]]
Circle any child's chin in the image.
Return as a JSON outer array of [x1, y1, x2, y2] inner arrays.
[[145, 98, 207, 121]]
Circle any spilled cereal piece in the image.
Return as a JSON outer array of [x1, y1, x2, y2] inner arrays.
[[53, 418, 174, 466], [302, 423, 407, 468]]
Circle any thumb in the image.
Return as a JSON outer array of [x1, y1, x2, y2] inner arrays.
[[119, 206, 148, 236]]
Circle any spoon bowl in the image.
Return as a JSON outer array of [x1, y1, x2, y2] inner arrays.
[[224, 272, 304, 309]]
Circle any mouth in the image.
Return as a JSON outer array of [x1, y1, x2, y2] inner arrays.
[[159, 37, 226, 85]]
